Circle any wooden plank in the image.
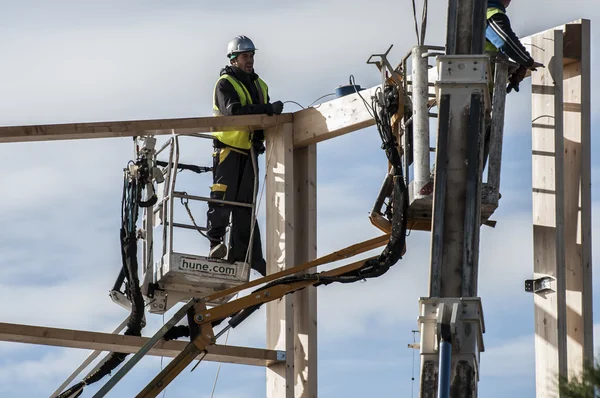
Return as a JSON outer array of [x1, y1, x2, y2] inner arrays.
[[578, 18, 594, 371], [266, 122, 295, 398], [0, 322, 282, 367], [531, 28, 567, 396], [563, 59, 585, 379], [0, 113, 292, 143], [486, 60, 509, 205], [521, 19, 586, 79], [562, 19, 593, 378], [292, 85, 379, 148], [293, 144, 318, 398]]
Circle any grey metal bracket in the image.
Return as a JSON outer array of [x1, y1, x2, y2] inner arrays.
[[366, 44, 403, 88], [525, 276, 555, 293], [276, 350, 286, 361]]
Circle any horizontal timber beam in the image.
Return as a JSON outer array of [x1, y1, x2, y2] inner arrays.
[[292, 85, 380, 148], [520, 19, 585, 79], [0, 322, 282, 367], [0, 114, 292, 143]]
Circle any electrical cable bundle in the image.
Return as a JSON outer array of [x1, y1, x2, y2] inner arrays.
[[57, 157, 153, 398]]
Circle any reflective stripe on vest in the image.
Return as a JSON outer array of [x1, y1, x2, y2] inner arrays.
[[485, 7, 505, 53], [212, 75, 269, 150]]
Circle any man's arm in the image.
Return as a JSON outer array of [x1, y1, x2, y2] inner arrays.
[[486, 12, 534, 67], [215, 79, 273, 116]]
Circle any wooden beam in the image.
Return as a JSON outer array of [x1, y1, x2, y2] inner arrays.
[[293, 144, 318, 397], [0, 114, 292, 143], [561, 19, 593, 378], [521, 19, 586, 79], [528, 20, 593, 395], [531, 28, 568, 395], [578, 18, 594, 373], [0, 322, 282, 367], [265, 122, 295, 398], [292, 85, 379, 148]]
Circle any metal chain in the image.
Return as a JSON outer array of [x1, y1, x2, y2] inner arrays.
[[180, 193, 219, 242]]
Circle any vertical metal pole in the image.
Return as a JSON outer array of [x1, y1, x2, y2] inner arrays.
[[420, 0, 488, 396], [461, 92, 484, 297], [412, 46, 432, 197], [429, 0, 487, 298], [437, 340, 452, 398]]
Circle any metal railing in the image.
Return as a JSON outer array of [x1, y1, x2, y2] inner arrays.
[[141, 132, 259, 298]]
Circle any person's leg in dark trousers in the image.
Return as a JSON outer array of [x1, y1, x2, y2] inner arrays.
[[228, 150, 266, 276], [206, 143, 242, 258]]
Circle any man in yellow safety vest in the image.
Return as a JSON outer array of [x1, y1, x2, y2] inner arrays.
[[481, 0, 543, 167], [206, 35, 284, 276], [485, 0, 543, 92]]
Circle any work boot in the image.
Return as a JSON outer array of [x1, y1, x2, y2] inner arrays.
[[251, 258, 266, 277], [209, 242, 227, 259]]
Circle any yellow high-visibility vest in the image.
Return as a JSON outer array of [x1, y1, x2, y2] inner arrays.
[[485, 7, 504, 53], [212, 74, 269, 150]]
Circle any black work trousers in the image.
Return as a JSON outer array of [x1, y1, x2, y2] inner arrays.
[[206, 141, 266, 276]]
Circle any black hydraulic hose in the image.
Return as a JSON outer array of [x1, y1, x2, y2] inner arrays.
[[155, 160, 212, 174], [57, 178, 147, 398]]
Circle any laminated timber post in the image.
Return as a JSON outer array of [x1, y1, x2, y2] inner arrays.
[[265, 122, 296, 397], [264, 121, 317, 398], [526, 19, 593, 396], [292, 143, 318, 398]]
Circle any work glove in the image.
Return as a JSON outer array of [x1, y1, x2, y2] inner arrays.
[[251, 130, 266, 154], [507, 65, 528, 93], [266, 100, 284, 115], [529, 61, 545, 72], [253, 141, 266, 154]]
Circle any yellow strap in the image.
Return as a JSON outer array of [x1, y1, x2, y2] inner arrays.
[[487, 7, 504, 20], [255, 77, 268, 104], [211, 183, 227, 193]]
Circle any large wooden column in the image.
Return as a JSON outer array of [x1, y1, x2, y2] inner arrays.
[[562, 20, 593, 376], [530, 19, 592, 396], [266, 122, 296, 398], [531, 27, 567, 394], [293, 144, 318, 398]]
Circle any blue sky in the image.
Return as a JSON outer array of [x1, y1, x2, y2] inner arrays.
[[0, 1, 599, 397]]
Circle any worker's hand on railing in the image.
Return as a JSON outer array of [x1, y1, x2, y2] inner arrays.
[[529, 61, 545, 71], [266, 101, 284, 115]]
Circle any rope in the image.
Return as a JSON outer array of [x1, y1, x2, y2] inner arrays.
[[420, 0, 428, 45], [160, 313, 167, 398], [283, 100, 305, 110], [410, 330, 419, 398], [411, 0, 421, 45], [410, 0, 429, 45], [209, 315, 233, 398], [243, 115, 280, 266], [308, 93, 335, 107], [180, 194, 219, 242]]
